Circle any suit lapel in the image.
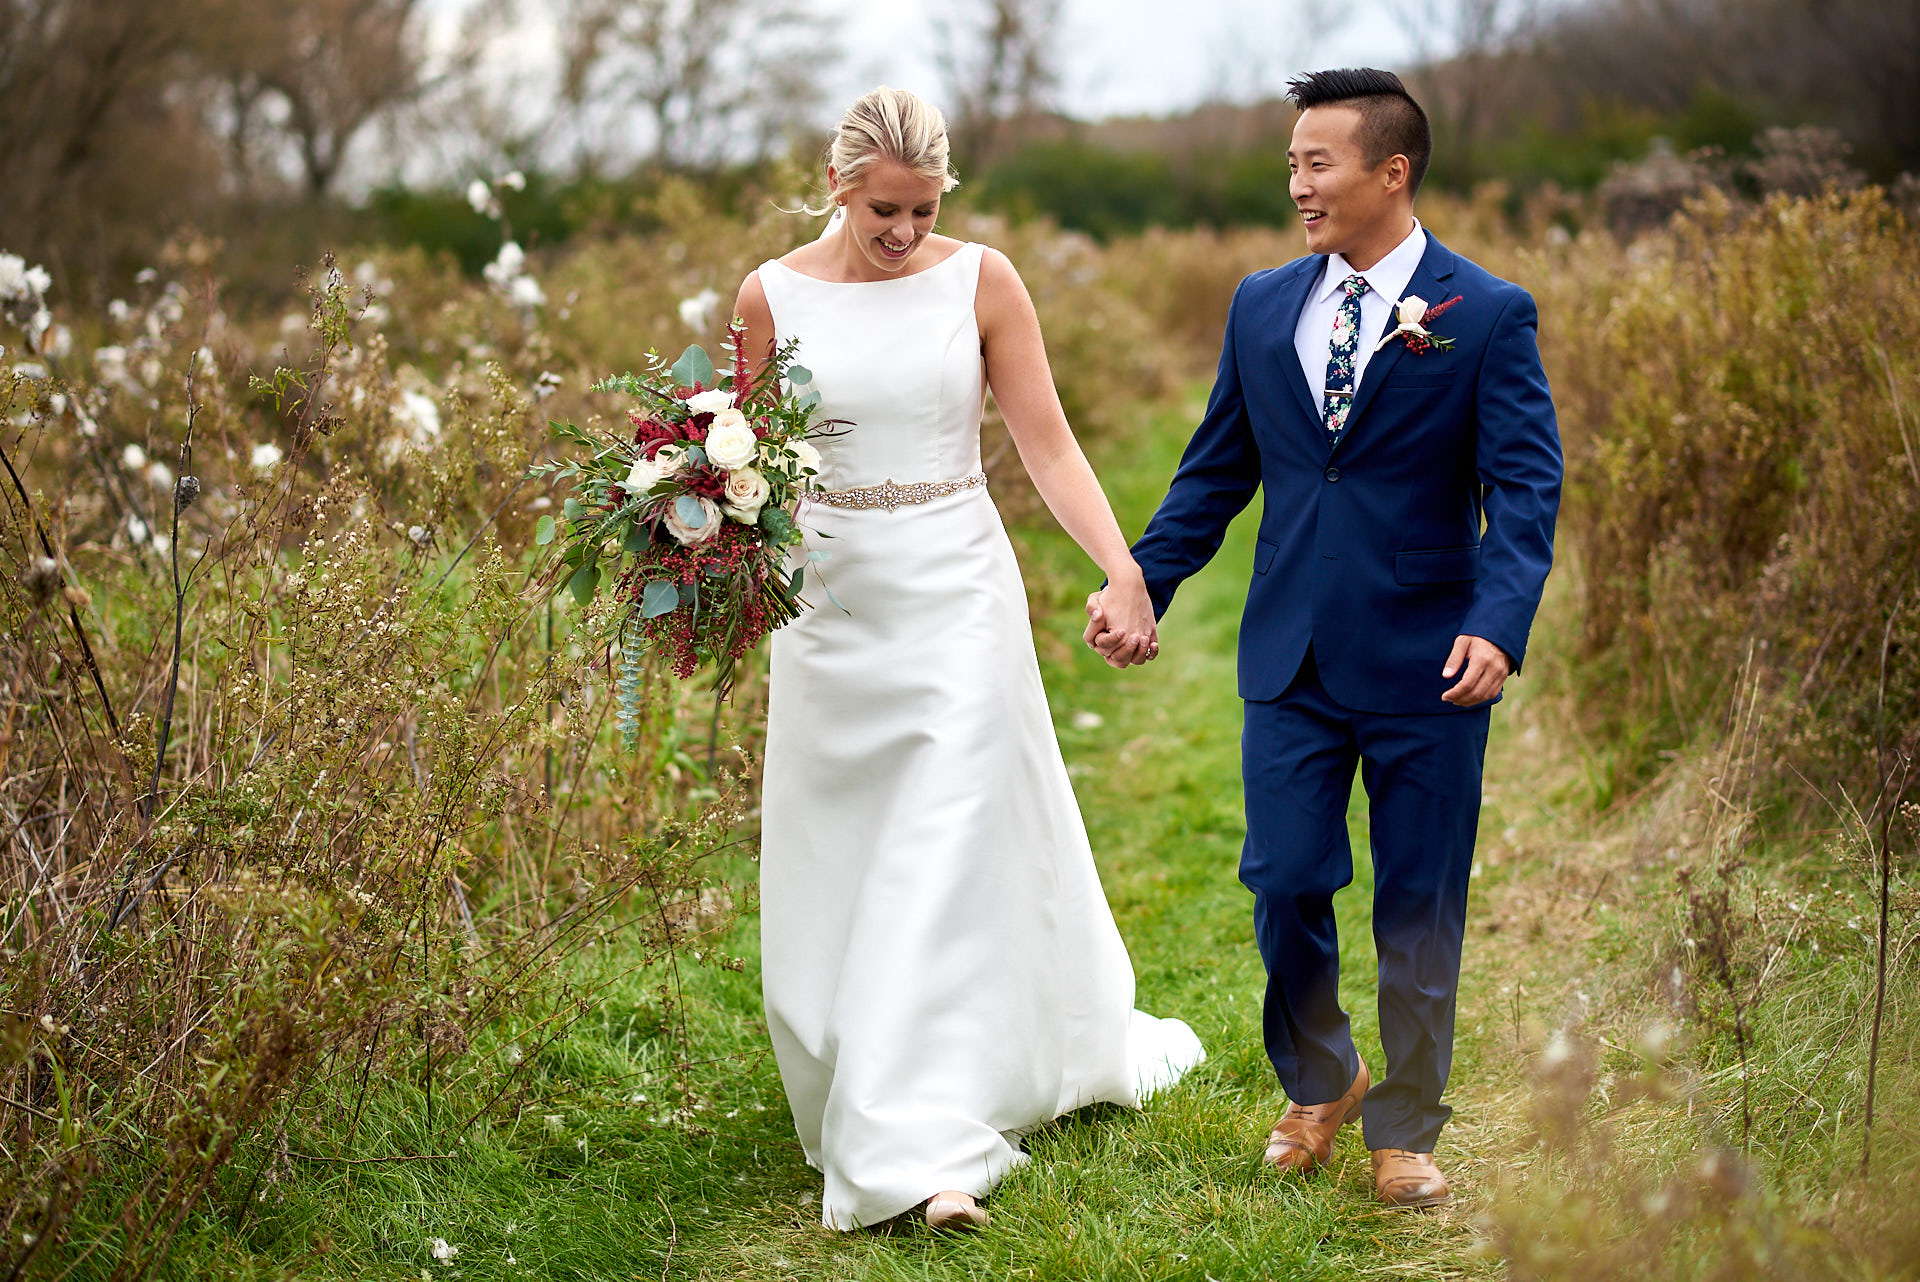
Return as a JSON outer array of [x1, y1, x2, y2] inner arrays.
[[1331, 235, 1457, 454], [1274, 259, 1323, 429]]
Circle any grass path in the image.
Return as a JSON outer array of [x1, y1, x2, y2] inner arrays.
[[208, 394, 1593, 1281]]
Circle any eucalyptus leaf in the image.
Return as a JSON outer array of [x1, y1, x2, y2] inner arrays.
[[674, 495, 708, 526], [534, 515, 556, 545], [684, 444, 708, 467], [671, 344, 715, 389], [788, 565, 805, 597], [640, 580, 680, 618], [807, 548, 832, 563], [786, 364, 813, 386], [799, 390, 822, 410], [622, 523, 650, 552], [563, 497, 582, 520], [569, 562, 600, 606]]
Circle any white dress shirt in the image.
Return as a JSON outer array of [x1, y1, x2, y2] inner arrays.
[[1292, 218, 1428, 411]]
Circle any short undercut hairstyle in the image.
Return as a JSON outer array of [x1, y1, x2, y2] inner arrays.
[[1286, 68, 1433, 196]]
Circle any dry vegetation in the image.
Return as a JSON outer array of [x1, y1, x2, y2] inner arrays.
[[1, 170, 1916, 1277]]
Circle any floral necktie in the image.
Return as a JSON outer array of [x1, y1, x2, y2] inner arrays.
[[1322, 274, 1368, 438]]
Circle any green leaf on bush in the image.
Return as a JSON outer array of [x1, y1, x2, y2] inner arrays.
[[569, 563, 600, 605], [671, 344, 715, 389], [640, 580, 679, 618], [534, 515, 556, 545]]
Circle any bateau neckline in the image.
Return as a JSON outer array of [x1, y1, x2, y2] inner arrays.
[[766, 242, 976, 286]]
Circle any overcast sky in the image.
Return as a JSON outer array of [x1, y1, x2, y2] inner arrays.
[[427, 0, 1445, 123], [828, 0, 1437, 120]]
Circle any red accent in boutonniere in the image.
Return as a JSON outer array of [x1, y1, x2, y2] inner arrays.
[[1378, 293, 1464, 355]]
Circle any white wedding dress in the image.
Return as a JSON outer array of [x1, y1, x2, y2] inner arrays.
[[756, 241, 1204, 1230]]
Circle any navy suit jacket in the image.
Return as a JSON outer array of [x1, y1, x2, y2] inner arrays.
[[1131, 234, 1562, 715]]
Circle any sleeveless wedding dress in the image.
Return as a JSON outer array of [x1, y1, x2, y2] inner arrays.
[[756, 241, 1205, 1230]]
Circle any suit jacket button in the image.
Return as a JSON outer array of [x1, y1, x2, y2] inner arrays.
[[1324, 466, 1341, 482]]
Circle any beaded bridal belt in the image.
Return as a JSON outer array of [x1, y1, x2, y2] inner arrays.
[[807, 471, 987, 512]]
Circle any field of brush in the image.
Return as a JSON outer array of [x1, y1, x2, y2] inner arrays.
[[3, 183, 1917, 1279]]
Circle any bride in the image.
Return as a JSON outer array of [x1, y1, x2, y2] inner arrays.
[[733, 86, 1203, 1232]]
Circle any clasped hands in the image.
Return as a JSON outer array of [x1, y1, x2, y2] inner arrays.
[[1082, 578, 1160, 669], [1085, 582, 1514, 705]]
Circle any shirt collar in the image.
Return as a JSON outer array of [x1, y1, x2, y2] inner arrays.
[[1314, 217, 1427, 304]]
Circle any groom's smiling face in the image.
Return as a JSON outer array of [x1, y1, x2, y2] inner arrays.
[[1288, 105, 1408, 264]]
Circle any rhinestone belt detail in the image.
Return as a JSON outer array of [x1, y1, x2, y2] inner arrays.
[[807, 471, 987, 512]]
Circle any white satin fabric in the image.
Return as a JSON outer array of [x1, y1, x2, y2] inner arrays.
[[756, 243, 1204, 1230]]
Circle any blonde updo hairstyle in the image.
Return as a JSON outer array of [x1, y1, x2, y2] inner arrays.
[[813, 86, 960, 213]]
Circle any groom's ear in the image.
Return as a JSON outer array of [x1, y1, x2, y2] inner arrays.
[[1381, 153, 1414, 198]]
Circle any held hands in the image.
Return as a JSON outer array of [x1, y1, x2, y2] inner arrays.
[[1442, 635, 1513, 706], [1083, 576, 1160, 669]]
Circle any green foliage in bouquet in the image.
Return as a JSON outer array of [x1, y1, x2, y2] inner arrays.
[[529, 323, 843, 739]]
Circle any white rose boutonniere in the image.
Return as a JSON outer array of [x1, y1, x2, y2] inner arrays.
[[705, 410, 758, 469], [1375, 292, 1462, 355], [721, 467, 772, 523]]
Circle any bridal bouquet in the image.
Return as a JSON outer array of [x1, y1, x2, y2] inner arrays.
[[530, 323, 842, 714]]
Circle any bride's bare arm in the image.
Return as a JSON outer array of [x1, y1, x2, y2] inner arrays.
[[733, 271, 776, 382], [976, 248, 1156, 665]]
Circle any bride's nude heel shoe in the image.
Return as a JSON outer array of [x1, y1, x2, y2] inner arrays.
[[924, 1190, 989, 1231]]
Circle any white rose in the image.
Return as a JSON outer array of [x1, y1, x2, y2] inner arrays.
[[663, 494, 723, 546], [705, 412, 757, 470], [721, 467, 771, 523], [653, 444, 687, 474], [685, 388, 734, 415], [790, 439, 823, 478], [622, 454, 665, 499], [1396, 295, 1429, 325]]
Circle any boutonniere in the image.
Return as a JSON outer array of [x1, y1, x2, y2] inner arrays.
[[1375, 294, 1462, 354]]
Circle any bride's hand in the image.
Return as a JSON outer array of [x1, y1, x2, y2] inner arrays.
[[1083, 578, 1159, 668]]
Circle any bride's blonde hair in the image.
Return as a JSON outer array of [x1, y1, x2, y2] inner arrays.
[[813, 87, 959, 212]]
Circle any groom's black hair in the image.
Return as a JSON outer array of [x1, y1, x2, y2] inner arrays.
[[1286, 68, 1432, 197]]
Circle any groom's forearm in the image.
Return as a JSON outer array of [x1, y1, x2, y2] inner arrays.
[[1131, 291, 1263, 616]]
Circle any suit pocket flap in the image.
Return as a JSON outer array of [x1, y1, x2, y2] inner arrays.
[[1253, 538, 1277, 575], [1384, 366, 1458, 387], [1395, 545, 1479, 584]]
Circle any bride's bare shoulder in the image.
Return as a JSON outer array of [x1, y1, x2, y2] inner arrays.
[[733, 270, 771, 329]]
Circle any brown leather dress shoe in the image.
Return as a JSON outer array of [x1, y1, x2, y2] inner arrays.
[[1371, 1148, 1450, 1208], [1264, 1058, 1370, 1173]]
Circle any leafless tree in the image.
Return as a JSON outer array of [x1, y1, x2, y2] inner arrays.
[[0, 0, 223, 275], [933, 0, 1062, 169], [197, 0, 428, 197], [553, 0, 834, 173]]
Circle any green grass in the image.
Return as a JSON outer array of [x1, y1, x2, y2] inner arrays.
[[73, 392, 1917, 1280]]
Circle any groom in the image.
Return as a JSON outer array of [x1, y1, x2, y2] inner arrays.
[[1089, 68, 1561, 1206]]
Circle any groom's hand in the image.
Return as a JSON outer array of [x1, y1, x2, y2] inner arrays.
[[1441, 635, 1513, 706]]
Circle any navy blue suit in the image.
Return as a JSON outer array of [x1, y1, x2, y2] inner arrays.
[[1131, 234, 1561, 1151]]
